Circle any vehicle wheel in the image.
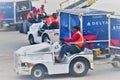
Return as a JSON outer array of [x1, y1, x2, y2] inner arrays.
[[29, 35, 35, 45], [31, 66, 45, 80], [42, 34, 50, 42], [18, 23, 23, 33], [112, 57, 120, 68], [69, 58, 89, 77]]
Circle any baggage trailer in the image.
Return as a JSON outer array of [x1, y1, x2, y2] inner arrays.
[[0, 0, 32, 30], [60, 8, 113, 58], [109, 15, 120, 68]]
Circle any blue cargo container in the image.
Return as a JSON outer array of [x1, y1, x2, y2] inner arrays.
[[109, 16, 120, 64], [60, 8, 113, 49], [0, 0, 32, 30], [109, 15, 120, 54], [0, 2, 14, 24]]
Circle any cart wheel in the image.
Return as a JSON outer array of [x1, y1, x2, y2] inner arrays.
[[31, 66, 45, 80], [42, 34, 50, 42], [112, 57, 120, 68], [69, 58, 89, 77], [29, 35, 35, 45]]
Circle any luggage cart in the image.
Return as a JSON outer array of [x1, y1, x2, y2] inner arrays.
[[60, 8, 113, 58], [109, 15, 120, 68]]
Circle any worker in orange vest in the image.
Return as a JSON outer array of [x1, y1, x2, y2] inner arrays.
[[37, 4, 47, 18], [26, 10, 36, 23], [32, 7, 37, 18], [45, 13, 59, 29], [27, 7, 38, 19], [26, 11, 33, 19], [55, 26, 84, 62]]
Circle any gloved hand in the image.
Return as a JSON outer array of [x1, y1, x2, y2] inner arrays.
[[59, 38, 65, 45], [60, 38, 64, 41]]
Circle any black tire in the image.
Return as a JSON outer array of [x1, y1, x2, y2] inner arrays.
[[31, 66, 45, 80], [112, 57, 120, 68], [29, 35, 35, 45], [42, 34, 50, 42], [18, 23, 23, 33], [69, 58, 89, 77]]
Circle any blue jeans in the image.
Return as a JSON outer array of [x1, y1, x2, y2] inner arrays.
[[59, 44, 81, 58]]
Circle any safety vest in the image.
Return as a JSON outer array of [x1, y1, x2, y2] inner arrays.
[[46, 16, 59, 26], [70, 31, 84, 47], [76, 31, 84, 47], [38, 7, 45, 15], [26, 12, 34, 19], [26, 12, 31, 19], [55, 18, 60, 27]]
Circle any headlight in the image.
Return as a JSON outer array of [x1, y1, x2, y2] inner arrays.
[[21, 62, 33, 68]]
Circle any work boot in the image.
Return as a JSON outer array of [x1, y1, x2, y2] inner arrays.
[[55, 56, 62, 63]]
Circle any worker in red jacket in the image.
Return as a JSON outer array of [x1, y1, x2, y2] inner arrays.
[[27, 7, 37, 20], [26, 11, 33, 19], [55, 26, 84, 62], [37, 4, 47, 17], [45, 13, 59, 29], [26, 11, 36, 23]]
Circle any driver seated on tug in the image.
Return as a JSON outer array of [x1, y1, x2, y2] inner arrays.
[[55, 26, 84, 63]]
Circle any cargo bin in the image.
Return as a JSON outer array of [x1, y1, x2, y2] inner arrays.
[[60, 8, 113, 57], [0, 0, 32, 31], [109, 15, 120, 54]]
